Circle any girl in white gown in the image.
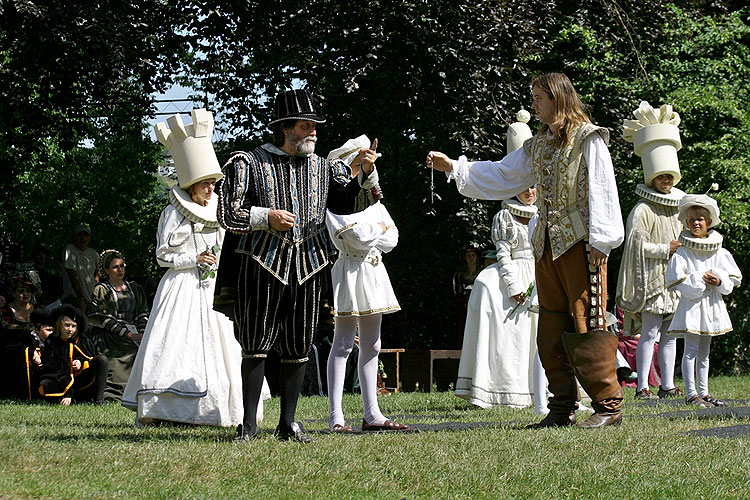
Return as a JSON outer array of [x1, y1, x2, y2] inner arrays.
[[455, 187, 548, 412], [123, 180, 268, 426]]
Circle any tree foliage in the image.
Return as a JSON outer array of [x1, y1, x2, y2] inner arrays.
[[1, 0, 748, 370]]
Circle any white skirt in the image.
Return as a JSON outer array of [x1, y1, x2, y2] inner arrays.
[[331, 256, 400, 317]]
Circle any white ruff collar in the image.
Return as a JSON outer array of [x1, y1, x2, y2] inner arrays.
[[502, 198, 538, 218], [635, 184, 685, 207], [678, 229, 723, 252], [169, 186, 220, 228], [261, 142, 317, 159]]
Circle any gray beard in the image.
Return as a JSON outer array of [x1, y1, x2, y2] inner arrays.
[[294, 136, 317, 156]]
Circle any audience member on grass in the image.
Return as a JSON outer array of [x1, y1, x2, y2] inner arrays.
[[617, 101, 685, 401], [89, 249, 149, 401], [455, 186, 549, 416], [1, 274, 41, 333], [215, 90, 377, 443], [0, 309, 54, 400], [38, 304, 107, 405], [666, 195, 741, 408], [61, 224, 98, 314], [124, 111, 256, 427], [325, 136, 409, 433], [428, 72, 625, 428]]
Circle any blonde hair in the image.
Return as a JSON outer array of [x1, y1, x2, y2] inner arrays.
[[531, 73, 591, 147], [686, 206, 711, 222]]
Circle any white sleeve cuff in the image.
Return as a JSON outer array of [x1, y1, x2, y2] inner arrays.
[[250, 207, 270, 231]]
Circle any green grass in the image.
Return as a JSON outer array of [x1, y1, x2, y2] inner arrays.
[[1, 376, 749, 500]]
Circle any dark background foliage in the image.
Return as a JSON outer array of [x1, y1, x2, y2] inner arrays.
[[1, 0, 748, 371]]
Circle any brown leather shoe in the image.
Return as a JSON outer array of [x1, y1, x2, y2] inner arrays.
[[361, 419, 410, 431], [331, 423, 354, 433], [576, 411, 622, 428], [526, 412, 576, 429]]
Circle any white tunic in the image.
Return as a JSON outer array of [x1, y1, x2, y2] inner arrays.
[[123, 187, 251, 426], [326, 202, 400, 317], [666, 230, 742, 337], [455, 200, 539, 408]]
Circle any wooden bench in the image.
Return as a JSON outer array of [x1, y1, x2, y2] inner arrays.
[[379, 348, 405, 393], [428, 350, 462, 393]]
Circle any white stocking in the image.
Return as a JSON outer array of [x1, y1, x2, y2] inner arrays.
[[696, 336, 712, 398], [357, 314, 388, 426], [636, 312, 662, 391], [682, 334, 711, 399], [657, 328, 677, 391], [327, 316, 357, 428]]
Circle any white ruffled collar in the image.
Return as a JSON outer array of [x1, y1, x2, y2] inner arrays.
[[502, 198, 538, 218], [636, 184, 685, 207], [678, 229, 723, 252], [169, 186, 220, 228], [261, 142, 316, 159]]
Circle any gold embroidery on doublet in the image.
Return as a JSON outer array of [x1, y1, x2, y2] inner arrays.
[[525, 124, 608, 261]]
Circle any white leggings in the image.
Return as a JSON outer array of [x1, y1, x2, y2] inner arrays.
[[682, 334, 712, 399], [636, 312, 677, 392], [327, 315, 388, 427]]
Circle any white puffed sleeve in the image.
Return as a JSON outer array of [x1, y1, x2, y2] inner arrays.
[[666, 250, 705, 300], [155, 205, 198, 270]]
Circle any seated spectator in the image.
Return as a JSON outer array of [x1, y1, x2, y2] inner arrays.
[[0, 309, 54, 400], [1, 274, 41, 333], [89, 249, 149, 401], [38, 304, 107, 405]]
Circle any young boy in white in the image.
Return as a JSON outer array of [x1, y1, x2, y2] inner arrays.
[[666, 194, 742, 407], [325, 201, 408, 431]]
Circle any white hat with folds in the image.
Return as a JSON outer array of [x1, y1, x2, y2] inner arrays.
[[154, 109, 223, 189], [623, 101, 682, 187], [327, 134, 371, 166], [678, 194, 721, 229]]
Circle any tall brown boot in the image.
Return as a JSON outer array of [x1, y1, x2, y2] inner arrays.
[[527, 308, 579, 429], [562, 329, 623, 428]]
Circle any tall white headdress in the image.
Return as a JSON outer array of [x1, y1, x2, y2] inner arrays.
[[154, 109, 223, 189], [623, 101, 682, 186]]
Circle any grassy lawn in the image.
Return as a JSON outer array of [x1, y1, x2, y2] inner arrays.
[[1, 376, 749, 500]]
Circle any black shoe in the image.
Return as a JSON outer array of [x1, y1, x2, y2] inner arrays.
[[234, 424, 260, 443], [526, 412, 576, 429], [702, 394, 728, 407], [275, 422, 314, 443]]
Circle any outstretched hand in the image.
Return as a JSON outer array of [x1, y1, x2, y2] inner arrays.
[[426, 151, 453, 172]]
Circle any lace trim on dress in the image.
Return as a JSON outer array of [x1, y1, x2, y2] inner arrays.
[[169, 186, 220, 228], [635, 184, 684, 207], [678, 229, 723, 252]]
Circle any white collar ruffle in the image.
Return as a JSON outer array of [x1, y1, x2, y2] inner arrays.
[[502, 198, 538, 218], [261, 142, 317, 159], [678, 229, 723, 252], [636, 184, 685, 207], [169, 186, 220, 228]]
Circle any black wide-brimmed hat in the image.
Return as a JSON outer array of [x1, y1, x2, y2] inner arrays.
[[268, 89, 326, 127]]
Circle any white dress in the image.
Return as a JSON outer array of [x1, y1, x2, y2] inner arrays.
[[123, 187, 250, 426], [666, 230, 742, 337], [455, 200, 539, 408], [326, 202, 400, 317]]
